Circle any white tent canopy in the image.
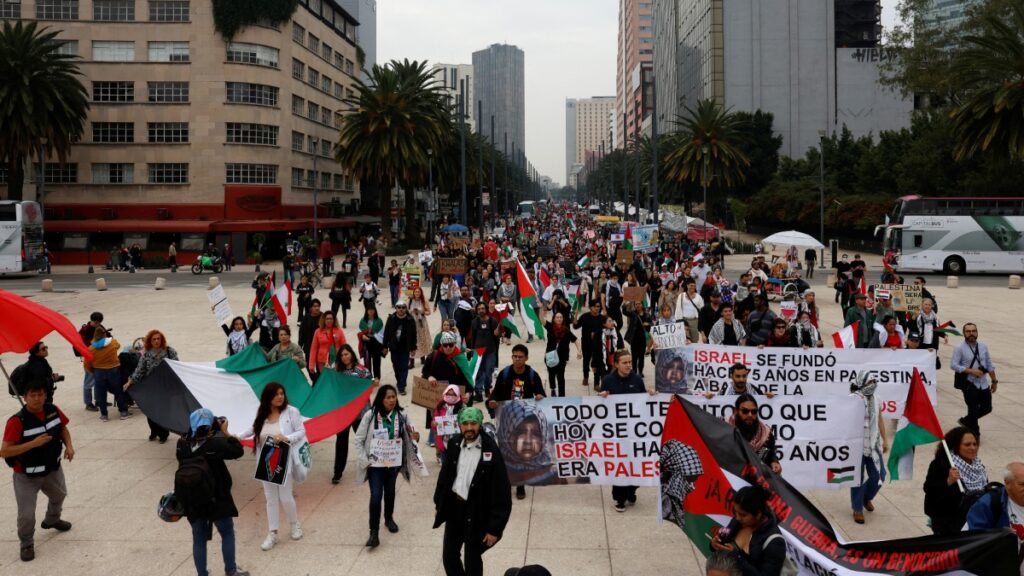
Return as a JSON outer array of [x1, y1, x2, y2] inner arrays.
[[761, 230, 824, 249]]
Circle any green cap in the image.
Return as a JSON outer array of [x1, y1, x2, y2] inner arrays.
[[458, 406, 484, 425]]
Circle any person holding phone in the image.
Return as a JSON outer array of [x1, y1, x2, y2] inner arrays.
[[710, 486, 787, 576]]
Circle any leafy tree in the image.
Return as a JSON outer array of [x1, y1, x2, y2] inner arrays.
[[0, 21, 88, 201], [731, 110, 782, 199]]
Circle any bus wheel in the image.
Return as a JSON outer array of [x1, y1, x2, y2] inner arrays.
[[943, 256, 966, 275]]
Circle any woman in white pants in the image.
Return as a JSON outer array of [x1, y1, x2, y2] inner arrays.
[[240, 382, 306, 551]]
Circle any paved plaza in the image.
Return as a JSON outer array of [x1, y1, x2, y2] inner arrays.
[[1, 255, 1021, 575]]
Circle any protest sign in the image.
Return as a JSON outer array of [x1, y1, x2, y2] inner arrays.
[[418, 250, 433, 264], [651, 323, 688, 350], [411, 376, 464, 410], [683, 344, 937, 416], [401, 265, 421, 297], [616, 248, 633, 267], [631, 225, 660, 252], [254, 437, 290, 485], [779, 301, 798, 321], [368, 438, 403, 467], [206, 285, 234, 326], [877, 283, 922, 313], [584, 229, 596, 239], [654, 348, 688, 393], [680, 395, 864, 490], [433, 414, 459, 436], [610, 233, 625, 243], [537, 245, 556, 259], [436, 257, 466, 275], [449, 237, 469, 250], [623, 286, 646, 304]]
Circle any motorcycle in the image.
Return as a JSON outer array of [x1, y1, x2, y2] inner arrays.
[[191, 254, 224, 275]]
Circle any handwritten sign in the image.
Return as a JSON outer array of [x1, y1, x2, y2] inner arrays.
[[623, 286, 646, 305], [412, 376, 465, 410], [650, 322, 688, 349], [876, 283, 922, 313], [207, 285, 234, 326], [368, 438, 403, 467], [436, 257, 467, 275], [616, 248, 633, 267]]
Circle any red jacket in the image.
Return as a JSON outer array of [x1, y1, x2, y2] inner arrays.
[[319, 240, 333, 260], [308, 327, 346, 371]]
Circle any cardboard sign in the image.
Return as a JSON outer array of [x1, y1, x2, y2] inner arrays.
[[401, 265, 421, 297], [616, 248, 633, 267], [412, 376, 465, 410], [436, 257, 467, 275], [650, 322, 688, 349], [418, 250, 433, 264], [623, 286, 646, 304], [876, 283, 922, 313], [584, 229, 596, 239]]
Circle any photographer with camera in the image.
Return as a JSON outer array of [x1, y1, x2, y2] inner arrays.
[[10, 342, 63, 402], [175, 409, 249, 576]]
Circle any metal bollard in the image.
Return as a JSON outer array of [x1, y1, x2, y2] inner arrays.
[[1010, 275, 1021, 290], [41, 279, 53, 292], [96, 278, 108, 291], [208, 276, 220, 289], [155, 277, 166, 290], [946, 276, 959, 289]]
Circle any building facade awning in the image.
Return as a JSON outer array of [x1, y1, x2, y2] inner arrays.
[[46, 218, 362, 234]]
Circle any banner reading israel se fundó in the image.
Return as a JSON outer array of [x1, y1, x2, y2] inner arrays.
[[685, 345, 937, 416]]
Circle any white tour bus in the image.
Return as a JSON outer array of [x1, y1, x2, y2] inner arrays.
[[0, 201, 45, 274]]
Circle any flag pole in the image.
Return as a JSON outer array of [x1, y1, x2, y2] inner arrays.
[[941, 440, 966, 494]]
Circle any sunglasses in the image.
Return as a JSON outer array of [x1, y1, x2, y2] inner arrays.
[[738, 408, 758, 415], [441, 343, 454, 348], [39, 346, 48, 350]]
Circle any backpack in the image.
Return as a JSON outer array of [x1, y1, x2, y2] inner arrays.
[[959, 481, 1005, 522], [8, 362, 28, 397], [174, 453, 217, 518]]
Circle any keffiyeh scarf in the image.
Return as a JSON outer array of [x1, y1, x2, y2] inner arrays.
[[660, 440, 703, 529], [951, 454, 989, 492]]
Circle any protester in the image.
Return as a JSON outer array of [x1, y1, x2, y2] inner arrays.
[[1, 380, 75, 562], [951, 323, 998, 436], [77, 311, 104, 411], [358, 272, 380, 313], [728, 394, 781, 474], [84, 327, 130, 422], [710, 485, 787, 576], [924, 426, 985, 535], [409, 286, 434, 365], [468, 302, 500, 402], [705, 552, 742, 576], [791, 310, 822, 348], [388, 260, 403, 307], [966, 462, 1024, 554], [334, 344, 377, 484], [600, 350, 657, 512], [542, 311, 581, 397], [573, 300, 606, 389], [844, 293, 873, 348], [16, 342, 60, 401], [123, 330, 179, 443], [298, 299, 323, 363], [798, 290, 819, 328], [432, 384, 466, 466], [357, 307, 385, 379], [708, 303, 747, 346], [594, 315, 624, 386], [265, 326, 305, 370], [623, 301, 652, 377], [698, 289, 724, 342], [745, 294, 776, 347], [238, 383, 306, 551], [176, 408, 248, 576], [764, 318, 796, 348], [915, 298, 947, 369], [354, 385, 420, 547], [383, 300, 417, 395], [703, 363, 765, 398], [329, 270, 352, 326], [850, 372, 887, 525], [437, 274, 458, 321], [869, 315, 905, 349], [222, 315, 258, 357], [675, 281, 703, 344], [308, 311, 346, 383], [433, 406, 512, 576], [295, 274, 315, 323], [422, 332, 473, 445]]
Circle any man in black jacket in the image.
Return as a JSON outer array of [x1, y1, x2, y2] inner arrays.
[[573, 300, 606, 388], [176, 409, 248, 576], [298, 299, 323, 363], [383, 300, 418, 395], [434, 407, 512, 576], [17, 342, 61, 401], [600, 350, 656, 512]]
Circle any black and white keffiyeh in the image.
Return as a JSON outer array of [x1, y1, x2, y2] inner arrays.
[[661, 440, 704, 529]]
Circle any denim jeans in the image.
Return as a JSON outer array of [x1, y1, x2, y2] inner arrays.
[[367, 467, 399, 531], [390, 284, 400, 306], [93, 367, 127, 417], [474, 350, 497, 395], [190, 517, 236, 576], [438, 300, 454, 322], [850, 454, 885, 512], [390, 349, 410, 393], [82, 371, 96, 407]]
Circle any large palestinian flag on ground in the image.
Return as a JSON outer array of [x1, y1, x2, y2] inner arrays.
[[130, 345, 374, 444], [661, 395, 1018, 575]]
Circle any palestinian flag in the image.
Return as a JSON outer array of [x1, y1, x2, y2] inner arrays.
[[888, 367, 943, 481], [662, 395, 1019, 569], [567, 282, 583, 317], [494, 303, 520, 338], [577, 254, 590, 269], [567, 218, 577, 231], [130, 345, 374, 444], [453, 347, 488, 384], [623, 224, 633, 251], [516, 259, 545, 340], [935, 321, 961, 337], [827, 466, 856, 484]]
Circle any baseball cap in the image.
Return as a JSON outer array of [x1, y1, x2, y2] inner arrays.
[[189, 408, 215, 435]]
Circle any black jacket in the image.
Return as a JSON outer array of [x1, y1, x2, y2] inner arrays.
[[433, 432, 512, 541], [600, 371, 647, 395], [422, 350, 471, 390], [175, 432, 244, 521], [723, 513, 787, 576], [383, 313, 417, 353], [923, 455, 966, 534], [299, 312, 322, 358], [21, 355, 56, 397]]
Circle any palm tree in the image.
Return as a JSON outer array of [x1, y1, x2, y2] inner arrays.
[[335, 59, 451, 245], [949, 0, 1024, 161], [0, 21, 89, 201]]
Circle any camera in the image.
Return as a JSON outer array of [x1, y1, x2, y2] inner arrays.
[[54, 375, 66, 383]]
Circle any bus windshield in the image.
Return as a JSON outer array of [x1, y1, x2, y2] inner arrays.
[[0, 201, 44, 274]]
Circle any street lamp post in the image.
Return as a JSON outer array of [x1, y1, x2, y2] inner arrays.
[[818, 130, 826, 268]]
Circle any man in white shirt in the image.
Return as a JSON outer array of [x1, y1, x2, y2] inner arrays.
[[433, 407, 512, 576], [674, 281, 704, 344]]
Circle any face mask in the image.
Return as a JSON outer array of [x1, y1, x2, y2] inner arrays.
[[444, 394, 460, 406]]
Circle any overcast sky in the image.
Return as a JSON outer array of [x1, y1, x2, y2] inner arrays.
[[378, 1, 900, 187]]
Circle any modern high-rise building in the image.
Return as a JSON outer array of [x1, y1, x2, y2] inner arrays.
[[615, 0, 654, 148], [337, 0, 375, 78], [472, 44, 524, 161], [919, 0, 983, 30], [431, 63, 474, 132], [565, 97, 616, 186], [0, 0, 365, 262], [835, 0, 882, 47]]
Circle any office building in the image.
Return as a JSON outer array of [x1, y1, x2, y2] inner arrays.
[[565, 96, 615, 185], [920, 0, 983, 30], [337, 0, 375, 78], [0, 0, 368, 262], [615, 0, 653, 148], [472, 44, 524, 160], [431, 63, 474, 132], [835, 0, 882, 47]]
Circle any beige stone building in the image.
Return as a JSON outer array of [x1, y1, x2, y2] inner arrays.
[[0, 0, 367, 262]]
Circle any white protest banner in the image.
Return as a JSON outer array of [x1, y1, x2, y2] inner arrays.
[[650, 322, 688, 350], [206, 285, 234, 326], [680, 395, 865, 490], [495, 396, 666, 487], [631, 225, 661, 252], [684, 344, 937, 416]]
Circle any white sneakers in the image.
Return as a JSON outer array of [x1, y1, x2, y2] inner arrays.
[[261, 531, 278, 551], [290, 523, 303, 541]]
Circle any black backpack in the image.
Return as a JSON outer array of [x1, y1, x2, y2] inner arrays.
[[8, 363, 27, 397], [174, 453, 217, 518], [958, 481, 1004, 522]]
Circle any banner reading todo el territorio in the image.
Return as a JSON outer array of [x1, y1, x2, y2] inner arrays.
[[683, 344, 937, 416], [494, 394, 865, 490]]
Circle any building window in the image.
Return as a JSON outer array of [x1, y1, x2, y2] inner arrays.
[[333, 83, 343, 99], [226, 82, 278, 106], [92, 163, 134, 184], [308, 34, 319, 54], [344, 58, 354, 75], [92, 41, 134, 62], [291, 168, 304, 186], [291, 95, 305, 115], [36, 0, 78, 19], [306, 169, 316, 188], [306, 135, 316, 154], [92, 122, 134, 143], [320, 107, 331, 125], [334, 52, 344, 70], [292, 23, 305, 45], [322, 76, 332, 94], [147, 122, 188, 143], [322, 43, 332, 63], [321, 138, 331, 157], [226, 42, 279, 68], [225, 163, 277, 184], [291, 131, 303, 151], [148, 163, 188, 183], [308, 67, 319, 88], [148, 81, 189, 102], [333, 174, 342, 190], [55, 39, 78, 56], [34, 163, 78, 183], [321, 172, 330, 190], [1, 0, 21, 18], [92, 81, 134, 102], [334, 112, 343, 128], [226, 122, 278, 145], [307, 101, 318, 120], [148, 0, 188, 21], [292, 58, 305, 80], [93, 0, 133, 21], [148, 41, 189, 62]]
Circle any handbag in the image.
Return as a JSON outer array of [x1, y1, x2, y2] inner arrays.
[[290, 438, 312, 484], [544, 349, 560, 368], [954, 345, 980, 391]]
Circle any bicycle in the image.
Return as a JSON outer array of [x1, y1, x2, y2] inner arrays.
[[299, 260, 324, 287]]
